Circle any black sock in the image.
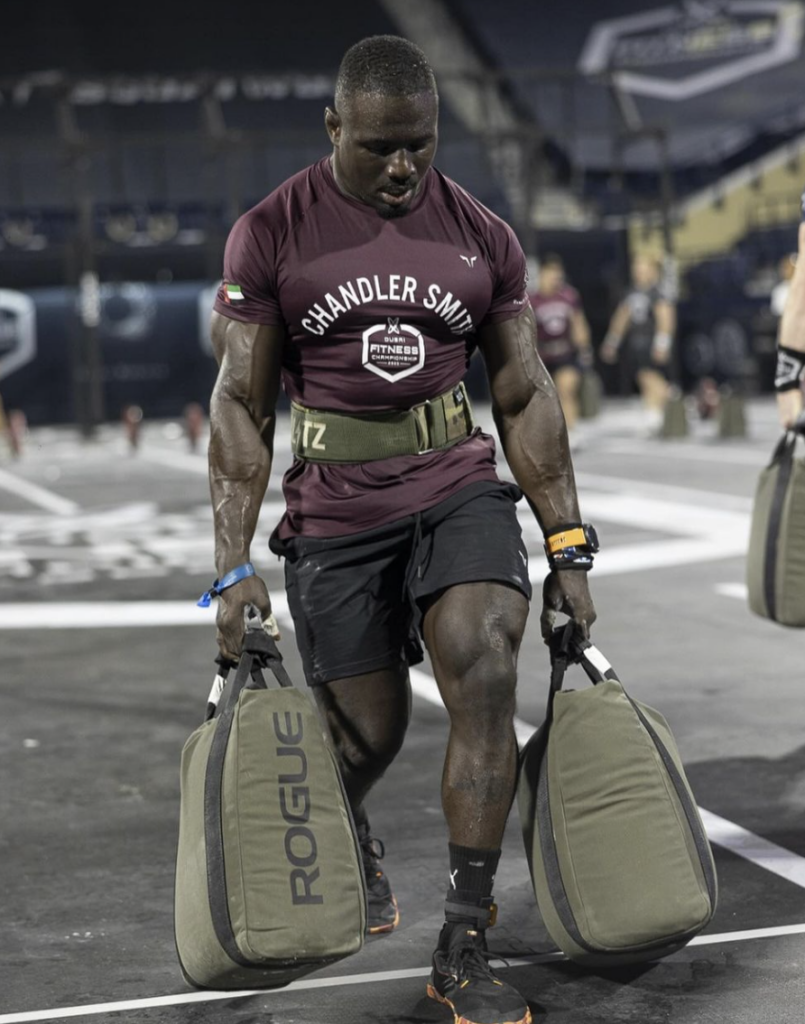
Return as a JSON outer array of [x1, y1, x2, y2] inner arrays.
[[446, 843, 501, 908]]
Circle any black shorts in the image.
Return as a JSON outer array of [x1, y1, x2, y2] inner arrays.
[[628, 332, 668, 377], [269, 481, 532, 686]]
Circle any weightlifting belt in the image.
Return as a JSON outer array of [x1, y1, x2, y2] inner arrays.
[[290, 382, 474, 463]]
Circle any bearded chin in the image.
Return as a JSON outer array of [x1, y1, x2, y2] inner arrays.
[[377, 202, 410, 220]]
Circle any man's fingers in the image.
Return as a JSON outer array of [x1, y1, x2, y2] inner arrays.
[[262, 613, 281, 641]]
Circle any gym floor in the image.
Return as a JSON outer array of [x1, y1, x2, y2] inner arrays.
[[1, 398, 804, 1024]]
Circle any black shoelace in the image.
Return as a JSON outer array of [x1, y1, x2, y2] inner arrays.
[[445, 935, 499, 983]]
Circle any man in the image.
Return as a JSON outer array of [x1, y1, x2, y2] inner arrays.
[[776, 217, 805, 428], [207, 36, 596, 1024], [528, 253, 592, 434], [600, 253, 675, 432]]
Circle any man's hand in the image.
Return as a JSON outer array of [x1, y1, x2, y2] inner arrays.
[[216, 574, 278, 662], [599, 338, 620, 364], [541, 570, 597, 641], [651, 342, 671, 366], [778, 388, 805, 430]]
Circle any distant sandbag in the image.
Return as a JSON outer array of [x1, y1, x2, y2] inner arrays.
[[747, 423, 805, 627]]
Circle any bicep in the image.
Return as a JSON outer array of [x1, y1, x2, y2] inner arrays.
[[477, 306, 554, 415], [211, 312, 284, 423]]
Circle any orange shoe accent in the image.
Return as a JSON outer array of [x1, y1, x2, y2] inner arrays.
[[426, 984, 532, 1024], [367, 894, 400, 935]]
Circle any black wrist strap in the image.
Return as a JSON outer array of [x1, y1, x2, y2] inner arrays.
[[776, 345, 805, 392]]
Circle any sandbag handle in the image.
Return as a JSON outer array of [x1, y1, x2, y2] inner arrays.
[[769, 413, 805, 467], [548, 621, 620, 692], [204, 605, 294, 720]]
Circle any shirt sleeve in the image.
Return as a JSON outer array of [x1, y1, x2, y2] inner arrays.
[[479, 221, 529, 328], [213, 212, 285, 326]]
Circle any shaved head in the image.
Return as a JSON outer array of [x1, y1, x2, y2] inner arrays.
[[335, 35, 437, 112]]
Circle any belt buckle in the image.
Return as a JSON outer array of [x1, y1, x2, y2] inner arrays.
[[413, 402, 434, 455]]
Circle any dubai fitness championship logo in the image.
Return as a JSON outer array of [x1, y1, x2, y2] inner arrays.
[[362, 317, 425, 383]]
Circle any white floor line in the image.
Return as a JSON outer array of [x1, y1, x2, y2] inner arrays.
[[0, 595, 291, 630], [2, 924, 805, 1024], [698, 809, 805, 889], [574, 471, 753, 513], [133, 446, 209, 476], [716, 582, 749, 600], [0, 467, 79, 516], [600, 439, 769, 467]]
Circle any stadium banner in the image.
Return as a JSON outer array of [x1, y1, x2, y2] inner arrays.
[[579, 1, 805, 100], [0, 282, 220, 425]]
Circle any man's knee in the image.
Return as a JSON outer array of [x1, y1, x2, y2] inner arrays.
[[313, 669, 410, 778], [442, 647, 518, 731]]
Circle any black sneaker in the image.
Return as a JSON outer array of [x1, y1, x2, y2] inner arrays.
[[427, 921, 532, 1024], [357, 823, 399, 935]]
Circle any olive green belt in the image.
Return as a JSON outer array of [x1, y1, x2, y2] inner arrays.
[[290, 383, 474, 463]]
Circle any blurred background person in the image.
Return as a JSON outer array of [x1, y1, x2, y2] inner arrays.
[[776, 221, 805, 429], [600, 254, 675, 434], [770, 252, 796, 321], [528, 253, 592, 444]]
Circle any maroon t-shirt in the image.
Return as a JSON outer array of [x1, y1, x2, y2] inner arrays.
[[214, 156, 527, 539], [529, 285, 580, 366]]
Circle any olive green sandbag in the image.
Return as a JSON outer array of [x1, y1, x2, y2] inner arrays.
[[579, 370, 603, 419], [518, 640, 717, 968], [660, 389, 689, 438], [747, 430, 805, 627], [175, 633, 366, 990]]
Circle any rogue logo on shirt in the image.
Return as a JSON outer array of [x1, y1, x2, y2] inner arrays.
[[362, 317, 425, 382]]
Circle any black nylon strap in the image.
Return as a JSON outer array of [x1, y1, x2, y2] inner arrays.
[[764, 434, 795, 621], [628, 700, 718, 909], [201, 625, 298, 967], [204, 652, 258, 967]]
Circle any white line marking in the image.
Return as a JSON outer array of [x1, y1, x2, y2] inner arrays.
[[698, 809, 805, 890], [3, 924, 805, 1023], [575, 471, 754, 513], [0, 596, 291, 630], [134, 446, 209, 476], [716, 582, 749, 600], [601, 439, 768, 467], [0, 467, 79, 516]]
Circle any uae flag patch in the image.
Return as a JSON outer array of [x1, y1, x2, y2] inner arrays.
[[223, 282, 245, 303]]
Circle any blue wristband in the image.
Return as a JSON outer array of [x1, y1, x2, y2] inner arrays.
[[197, 562, 256, 608]]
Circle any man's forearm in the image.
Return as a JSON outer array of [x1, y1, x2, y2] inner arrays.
[[495, 385, 580, 533], [209, 390, 272, 577]]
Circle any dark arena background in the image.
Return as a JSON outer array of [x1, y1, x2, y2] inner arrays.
[[2, 2, 805, 1022]]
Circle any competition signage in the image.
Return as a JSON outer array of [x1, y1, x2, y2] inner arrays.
[[579, 1, 805, 100], [0, 290, 36, 382]]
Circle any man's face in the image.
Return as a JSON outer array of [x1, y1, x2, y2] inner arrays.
[[325, 91, 438, 219], [539, 265, 563, 295], [632, 256, 658, 289]]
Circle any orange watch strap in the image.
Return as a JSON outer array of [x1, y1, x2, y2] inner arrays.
[[545, 526, 587, 554]]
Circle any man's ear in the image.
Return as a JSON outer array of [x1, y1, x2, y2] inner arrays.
[[324, 107, 341, 145]]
